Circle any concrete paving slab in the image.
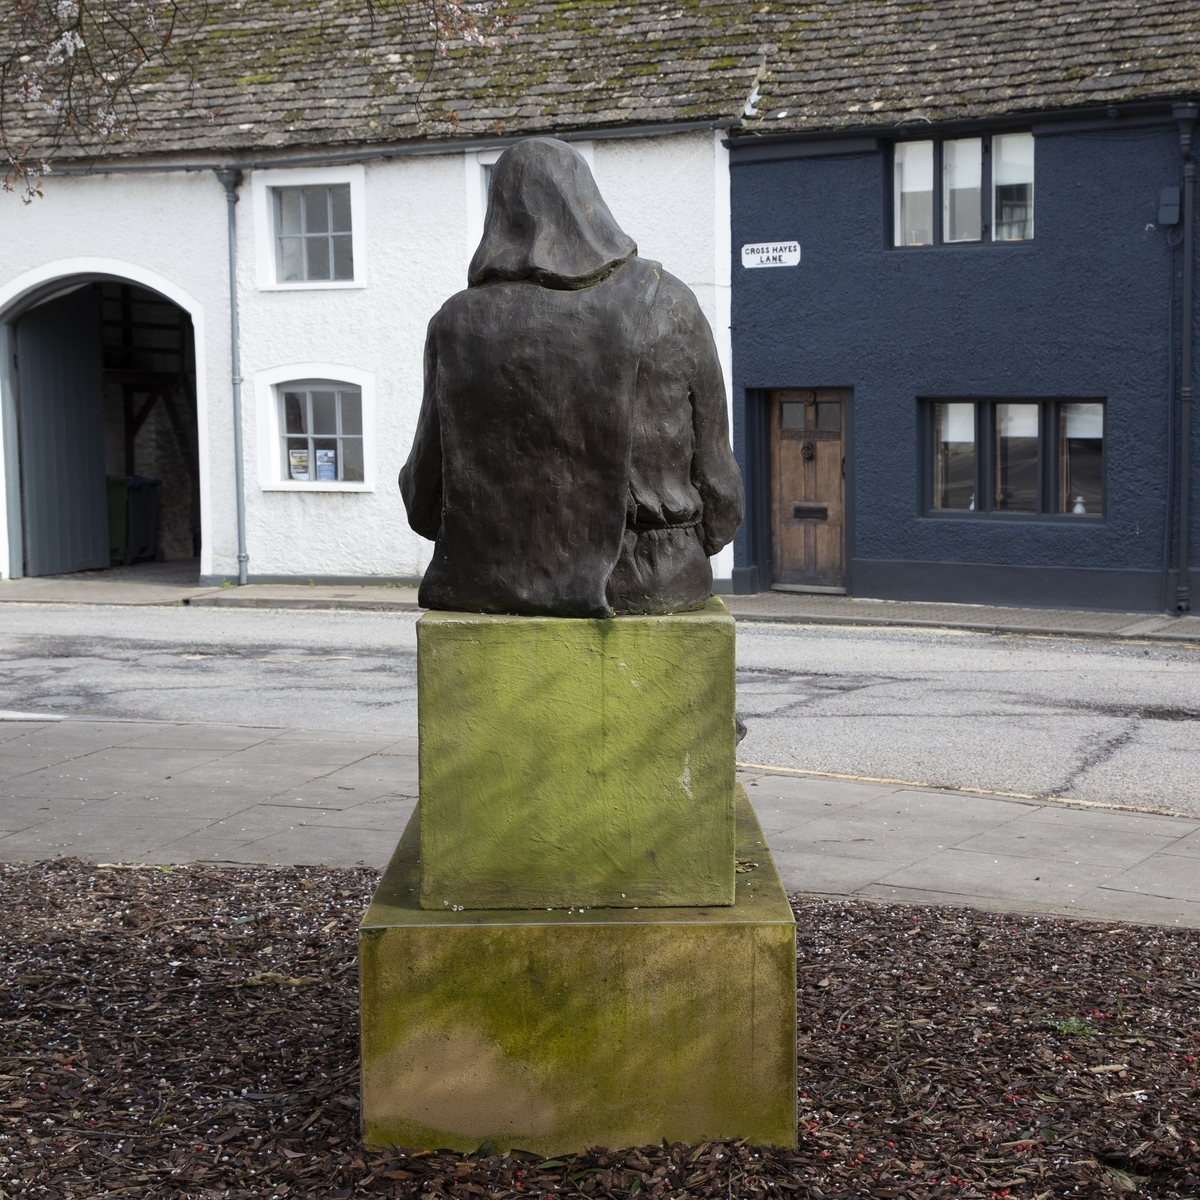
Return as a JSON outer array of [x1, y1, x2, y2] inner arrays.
[[305, 797, 418, 832], [740, 770, 903, 811], [2, 718, 1198, 927], [861, 881, 1200, 928], [769, 848, 908, 896], [0, 795, 92, 831], [65, 746, 230, 776], [227, 824, 392, 868], [157, 761, 339, 794], [250, 788, 391, 811], [267, 729, 418, 751], [0, 721, 62, 742], [1161, 829, 1200, 857], [203, 806, 332, 841], [0, 752, 77, 780], [770, 808, 1016, 863], [725, 592, 1200, 642], [93, 788, 262, 821], [955, 816, 1185, 868], [121, 724, 281, 751], [217, 740, 392, 768], [315, 760, 420, 791], [1100, 853, 1200, 904], [0, 813, 212, 858], [1000, 802, 1200, 839], [3, 768, 129, 801], [188, 584, 421, 612], [874, 847, 1125, 904], [9, 721, 158, 750]]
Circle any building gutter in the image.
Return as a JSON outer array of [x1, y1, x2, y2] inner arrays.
[[40, 119, 740, 178], [1175, 103, 1198, 613], [725, 97, 1200, 161], [214, 167, 249, 587]]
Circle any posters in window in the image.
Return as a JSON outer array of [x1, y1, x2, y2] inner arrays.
[[289, 448, 310, 480], [316, 448, 337, 481]]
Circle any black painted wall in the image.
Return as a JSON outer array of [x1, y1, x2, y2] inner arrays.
[[730, 121, 1200, 611]]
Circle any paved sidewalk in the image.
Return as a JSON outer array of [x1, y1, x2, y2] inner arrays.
[[2, 716, 1197, 927], [3, 562, 1199, 641]]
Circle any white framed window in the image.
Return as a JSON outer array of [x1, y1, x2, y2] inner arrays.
[[251, 165, 367, 290], [280, 383, 362, 481], [254, 363, 376, 491]]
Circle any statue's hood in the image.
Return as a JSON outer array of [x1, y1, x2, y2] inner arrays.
[[468, 138, 637, 290]]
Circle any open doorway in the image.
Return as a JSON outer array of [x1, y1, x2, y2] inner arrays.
[[7, 280, 199, 578]]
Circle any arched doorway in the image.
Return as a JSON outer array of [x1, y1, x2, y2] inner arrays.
[[3, 276, 200, 578]]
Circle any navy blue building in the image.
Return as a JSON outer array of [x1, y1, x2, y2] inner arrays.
[[730, 97, 1200, 613]]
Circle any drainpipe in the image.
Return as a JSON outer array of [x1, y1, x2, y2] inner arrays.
[[215, 167, 249, 586], [1174, 104, 1198, 613]]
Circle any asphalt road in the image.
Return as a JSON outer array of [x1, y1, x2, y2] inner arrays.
[[1, 604, 1198, 815]]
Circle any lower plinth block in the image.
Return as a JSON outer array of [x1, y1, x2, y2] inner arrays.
[[359, 787, 797, 1154]]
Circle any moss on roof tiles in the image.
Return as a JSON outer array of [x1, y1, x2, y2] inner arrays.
[[4, 0, 1199, 161]]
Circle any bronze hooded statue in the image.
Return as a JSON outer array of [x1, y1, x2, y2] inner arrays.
[[399, 137, 744, 618]]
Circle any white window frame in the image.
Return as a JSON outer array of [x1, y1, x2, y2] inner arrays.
[[255, 362, 376, 491], [251, 165, 367, 290]]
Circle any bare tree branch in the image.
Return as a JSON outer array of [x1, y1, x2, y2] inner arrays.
[[0, 0, 513, 200]]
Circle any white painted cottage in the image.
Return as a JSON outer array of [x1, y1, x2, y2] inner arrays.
[[0, 2, 760, 588]]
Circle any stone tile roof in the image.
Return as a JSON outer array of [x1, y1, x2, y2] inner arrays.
[[12, 0, 1200, 162]]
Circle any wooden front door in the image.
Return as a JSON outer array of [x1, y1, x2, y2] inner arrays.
[[769, 388, 846, 591]]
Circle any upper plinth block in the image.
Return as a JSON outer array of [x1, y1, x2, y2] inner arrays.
[[417, 597, 736, 910]]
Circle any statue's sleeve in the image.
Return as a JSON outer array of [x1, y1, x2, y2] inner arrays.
[[688, 302, 745, 557], [398, 319, 444, 541]]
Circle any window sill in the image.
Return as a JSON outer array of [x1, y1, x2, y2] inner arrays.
[[921, 510, 1104, 524], [892, 240, 1035, 251], [259, 280, 366, 292], [262, 482, 375, 493]]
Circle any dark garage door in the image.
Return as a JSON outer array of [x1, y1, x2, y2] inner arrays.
[[15, 287, 108, 576]]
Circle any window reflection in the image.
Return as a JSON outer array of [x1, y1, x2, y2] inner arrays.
[[993, 133, 1034, 241], [995, 403, 1039, 511], [943, 139, 982, 243], [933, 403, 976, 510], [1059, 403, 1103, 515], [894, 141, 933, 246]]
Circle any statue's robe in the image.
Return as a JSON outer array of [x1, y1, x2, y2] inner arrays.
[[400, 138, 743, 617]]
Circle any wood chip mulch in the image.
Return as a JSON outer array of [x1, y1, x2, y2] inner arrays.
[[1, 859, 1198, 1200]]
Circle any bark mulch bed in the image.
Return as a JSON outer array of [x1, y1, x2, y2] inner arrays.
[[1, 859, 1197, 1199]]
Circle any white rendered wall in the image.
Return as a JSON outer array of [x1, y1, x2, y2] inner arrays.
[[0, 170, 229, 579], [239, 152, 466, 579], [0, 130, 736, 583]]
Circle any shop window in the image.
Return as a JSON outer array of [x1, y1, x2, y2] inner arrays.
[[274, 185, 354, 282], [279, 382, 364, 483], [893, 132, 1034, 247], [924, 399, 1104, 518]]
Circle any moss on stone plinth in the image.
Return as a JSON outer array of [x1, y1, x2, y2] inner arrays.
[[359, 786, 796, 1154], [417, 598, 736, 910]]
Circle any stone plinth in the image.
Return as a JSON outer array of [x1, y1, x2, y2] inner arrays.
[[416, 598, 736, 910], [360, 787, 796, 1154]]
